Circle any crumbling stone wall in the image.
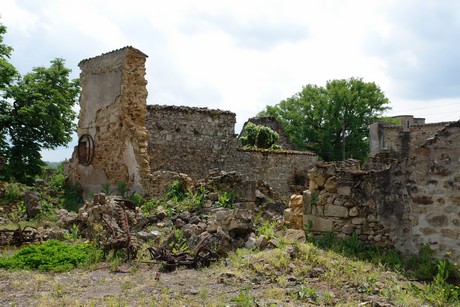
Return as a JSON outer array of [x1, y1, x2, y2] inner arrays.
[[146, 105, 238, 179], [303, 160, 399, 247], [66, 47, 151, 197], [66, 47, 317, 199], [145, 105, 316, 196], [302, 122, 460, 262], [400, 122, 460, 261], [370, 116, 454, 158], [234, 149, 316, 195]]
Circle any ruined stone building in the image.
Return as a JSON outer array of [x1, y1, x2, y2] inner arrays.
[[298, 116, 460, 262], [66, 46, 317, 199], [66, 46, 460, 262]]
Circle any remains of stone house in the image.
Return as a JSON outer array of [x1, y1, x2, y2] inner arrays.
[[63, 46, 460, 263], [296, 117, 460, 263], [65, 46, 317, 200]]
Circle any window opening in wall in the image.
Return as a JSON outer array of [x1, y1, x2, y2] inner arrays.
[[77, 134, 94, 165], [406, 120, 410, 129]]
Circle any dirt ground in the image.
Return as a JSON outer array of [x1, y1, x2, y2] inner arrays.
[[0, 260, 398, 307]]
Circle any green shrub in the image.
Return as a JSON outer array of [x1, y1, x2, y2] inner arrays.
[[240, 122, 280, 149], [0, 240, 101, 272], [214, 192, 234, 209], [48, 164, 66, 193], [101, 182, 112, 195], [257, 220, 277, 240], [255, 125, 279, 149], [127, 192, 145, 206], [166, 180, 186, 201], [2, 182, 24, 205]]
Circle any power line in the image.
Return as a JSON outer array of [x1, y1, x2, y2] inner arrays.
[[390, 101, 460, 113]]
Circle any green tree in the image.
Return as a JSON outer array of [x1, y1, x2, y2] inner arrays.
[[0, 22, 79, 184], [259, 78, 389, 161]]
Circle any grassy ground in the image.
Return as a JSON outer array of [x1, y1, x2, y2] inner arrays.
[[0, 240, 438, 306]]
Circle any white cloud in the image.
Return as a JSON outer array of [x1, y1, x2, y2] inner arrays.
[[1, 0, 459, 161]]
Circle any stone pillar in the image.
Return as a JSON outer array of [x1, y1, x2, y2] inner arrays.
[[284, 194, 304, 229]]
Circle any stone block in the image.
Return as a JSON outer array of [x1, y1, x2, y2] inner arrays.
[[412, 195, 434, 205], [324, 176, 337, 193], [284, 229, 306, 242], [315, 174, 327, 187], [337, 185, 351, 196], [441, 229, 459, 240], [451, 196, 460, 205], [284, 208, 294, 221], [293, 215, 303, 225], [289, 194, 303, 208], [341, 224, 355, 235], [309, 179, 318, 191], [351, 217, 366, 225], [426, 214, 448, 227], [349, 206, 359, 217], [333, 198, 344, 206], [302, 190, 312, 214], [311, 205, 324, 216], [324, 204, 348, 218], [304, 215, 333, 232]]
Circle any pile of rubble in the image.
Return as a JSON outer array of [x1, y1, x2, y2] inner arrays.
[[1, 171, 309, 270]]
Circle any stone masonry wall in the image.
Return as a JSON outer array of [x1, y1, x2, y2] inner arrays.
[[145, 104, 317, 197], [400, 122, 460, 262], [302, 122, 460, 263], [304, 160, 397, 247], [146, 105, 238, 179], [233, 149, 317, 196], [67, 47, 318, 199], [370, 120, 452, 158], [67, 47, 151, 197]]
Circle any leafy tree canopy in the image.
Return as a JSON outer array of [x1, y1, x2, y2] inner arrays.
[[259, 77, 390, 161], [0, 22, 79, 184]]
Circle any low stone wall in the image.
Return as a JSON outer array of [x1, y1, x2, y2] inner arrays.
[[303, 161, 394, 247], [233, 148, 317, 197]]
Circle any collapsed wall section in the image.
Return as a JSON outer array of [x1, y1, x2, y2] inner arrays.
[[303, 122, 460, 263]]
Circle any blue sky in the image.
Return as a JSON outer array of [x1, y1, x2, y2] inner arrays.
[[2, 0, 460, 161]]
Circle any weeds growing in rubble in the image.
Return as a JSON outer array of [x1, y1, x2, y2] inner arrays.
[[256, 220, 277, 240], [169, 227, 190, 254]]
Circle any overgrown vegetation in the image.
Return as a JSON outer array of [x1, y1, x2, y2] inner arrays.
[[304, 231, 460, 305], [0, 240, 101, 272], [1, 173, 459, 305], [240, 122, 281, 150]]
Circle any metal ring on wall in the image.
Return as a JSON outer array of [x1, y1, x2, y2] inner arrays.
[[77, 134, 95, 165]]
